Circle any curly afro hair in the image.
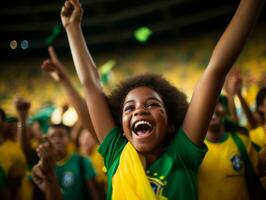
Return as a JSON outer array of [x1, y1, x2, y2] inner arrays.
[[108, 73, 188, 134]]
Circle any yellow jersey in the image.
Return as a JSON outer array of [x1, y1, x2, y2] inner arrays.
[[0, 140, 26, 177], [250, 126, 266, 148], [89, 145, 107, 190], [198, 133, 258, 200]]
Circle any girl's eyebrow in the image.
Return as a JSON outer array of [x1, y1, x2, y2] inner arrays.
[[123, 96, 162, 106], [146, 97, 162, 102], [123, 100, 134, 106]]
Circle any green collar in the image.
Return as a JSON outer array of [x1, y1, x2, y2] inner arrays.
[[146, 152, 173, 179], [206, 132, 229, 143]]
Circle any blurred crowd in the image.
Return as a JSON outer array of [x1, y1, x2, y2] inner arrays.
[[0, 0, 266, 199]]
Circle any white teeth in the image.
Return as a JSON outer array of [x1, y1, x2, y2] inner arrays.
[[134, 120, 152, 129]]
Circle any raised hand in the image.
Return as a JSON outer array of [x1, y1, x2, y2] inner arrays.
[[41, 46, 66, 82], [42, 45, 98, 142], [32, 159, 63, 200], [14, 97, 31, 120], [234, 70, 243, 95], [224, 68, 237, 95], [61, 0, 83, 28], [32, 162, 47, 192], [36, 136, 57, 175]]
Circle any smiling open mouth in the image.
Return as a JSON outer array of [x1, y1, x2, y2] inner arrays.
[[132, 120, 153, 136]]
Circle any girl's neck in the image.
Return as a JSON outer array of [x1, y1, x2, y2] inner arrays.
[[141, 134, 174, 167], [142, 147, 166, 168]]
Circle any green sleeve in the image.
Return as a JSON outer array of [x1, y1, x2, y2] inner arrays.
[[98, 127, 127, 170], [167, 128, 207, 171], [82, 156, 97, 180]]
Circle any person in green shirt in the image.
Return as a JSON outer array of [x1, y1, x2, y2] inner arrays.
[[32, 124, 101, 200], [55, 153, 97, 200], [58, 0, 264, 199]]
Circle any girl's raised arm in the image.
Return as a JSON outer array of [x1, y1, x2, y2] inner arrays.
[[61, 0, 115, 142], [182, 0, 265, 146]]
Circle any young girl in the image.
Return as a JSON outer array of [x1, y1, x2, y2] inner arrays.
[[60, 0, 265, 199]]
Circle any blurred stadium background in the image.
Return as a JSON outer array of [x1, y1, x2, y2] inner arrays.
[[0, 0, 265, 116]]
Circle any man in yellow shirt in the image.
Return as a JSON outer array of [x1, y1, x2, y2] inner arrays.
[[198, 97, 266, 200], [0, 111, 27, 200]]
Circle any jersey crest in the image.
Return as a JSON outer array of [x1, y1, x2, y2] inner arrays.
[[230, 154, 244, 172], [148, 176, 165, 195], [62, 171, 75, 187]]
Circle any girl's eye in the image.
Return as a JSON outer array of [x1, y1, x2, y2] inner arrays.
[[124, 105, 135, 112], [146, 102, 159, 109]]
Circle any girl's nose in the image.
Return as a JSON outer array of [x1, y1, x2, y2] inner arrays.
[[133, 107, 149, 116]]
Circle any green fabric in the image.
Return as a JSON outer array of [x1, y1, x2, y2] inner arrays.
[[55, 153, 96, 200], [218, 95, 230, 114], [205, 132, 229, 143], [231, 133, 266, 199], [0, 164, 6, 189], [231, 133, 255, 173], [28, 104, 55, 134], [252, 142, 261, 152], [223, 117, 239, 132], [99, 127, 207, 200], [98, 127, 127, 200]]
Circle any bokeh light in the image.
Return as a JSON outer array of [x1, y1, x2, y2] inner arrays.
[[20, 40, 29, 49], [10, 40, 17, 49], [134, 27, 153, 43]]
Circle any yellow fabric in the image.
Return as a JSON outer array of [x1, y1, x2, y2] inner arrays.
[[112, 142, 166, 200], [30, 138, 39, 149], [18, 171, 33, 200], [0, 140, 26, 177], [89, 145, 107, 190], [250, 126, 266, 148], [0, 140, 28, 199], [67, 142, 76, 153], [249, 127, 266, 189], [198, 134, 258, 200], [243, 84, 258, 107]]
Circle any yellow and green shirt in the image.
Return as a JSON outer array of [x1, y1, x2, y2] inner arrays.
[[0, 140, 26, 177], [88, 145, 107, 191], [198, 133, 258, 200], [99, 127, 207, 200]]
